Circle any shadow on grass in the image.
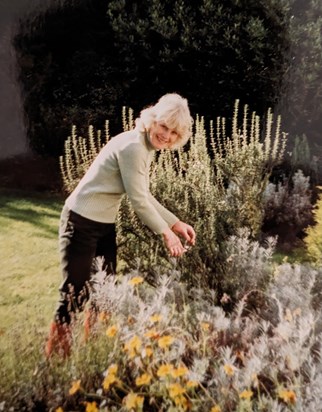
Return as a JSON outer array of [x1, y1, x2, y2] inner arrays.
[[0, 189, 64, 239]]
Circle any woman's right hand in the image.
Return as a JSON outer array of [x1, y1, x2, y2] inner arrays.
[[162, 228, 186, 257]]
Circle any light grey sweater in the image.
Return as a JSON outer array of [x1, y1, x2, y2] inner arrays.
[[65, 129, 179, 234]]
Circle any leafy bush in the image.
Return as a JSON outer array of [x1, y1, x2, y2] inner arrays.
[[2, 260, 322, 411], [263, 169, 313, 230], [14, 0, 290, 156], [304, 187, 322, 265]]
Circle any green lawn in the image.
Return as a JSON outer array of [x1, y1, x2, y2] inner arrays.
[[0, 189, 63, 342]]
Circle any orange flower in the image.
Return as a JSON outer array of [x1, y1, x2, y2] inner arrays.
[[143, 346, 153, 358], [278, 389, 297, 404], [158, 335, 174, 349], [187, 380, 199, 388], [103, 373, 117, 391], [69, 379, 81, 395], [144, 328, 159, 339], [124, 335, 142, 359], [210, 406, 221, 412], [106, 325, 118, 337]]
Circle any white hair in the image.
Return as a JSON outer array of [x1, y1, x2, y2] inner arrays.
[[135, 93, 193, 148]]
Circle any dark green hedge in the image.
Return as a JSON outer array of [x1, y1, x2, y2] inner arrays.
[[14, 0, 291, 156]]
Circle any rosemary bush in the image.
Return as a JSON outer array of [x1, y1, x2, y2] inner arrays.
[[60, 101, 286, 300]]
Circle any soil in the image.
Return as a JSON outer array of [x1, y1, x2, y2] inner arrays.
[[0, 154, 62, 193]]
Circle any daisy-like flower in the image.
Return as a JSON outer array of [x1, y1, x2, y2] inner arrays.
[[210, 406, 221, 412], [128, 276, 144, 286], [135, 373, 152, 386], [223, 363, 235, 376], [149, 314, 163, 323], [158, 335, 174, 349], [103, 373, 118, 391], [84, 401, 99, 412], [98, 311, 110, 322], [171, 365, 189, 378], [69, 379, 81, 395], [168, 383, 186, 399], [143, 346, 153, 358], [106, 325, 118, 338], [124, 335, 142, 359], [107, 363, 118, 375], [200, 322, 210, 332], [187, 380, 199, 389], [239, 389, 253, 400], [174, 395, 190, 411], [157, 364, 174, 377], [278, 389, 297, 404], [56, 408, 64, 412], [124, 392, 144, 410], [144, 328, 159, 339]]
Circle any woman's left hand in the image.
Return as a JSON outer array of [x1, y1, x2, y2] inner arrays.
[[171, 221, 196, 246]]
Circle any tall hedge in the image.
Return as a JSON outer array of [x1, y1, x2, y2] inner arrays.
[[14, 0, 290, 156]]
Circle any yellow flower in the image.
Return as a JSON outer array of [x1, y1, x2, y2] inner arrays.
[[69, 379, 81, 395], [149, 314, 163, 323], [124, 392, 144, 410], [85, 401, 99, 412], [103, 373, 118, 391], [278, 389, 297, 404], [108, 363, 118, 375], [128, 276, 144, 286], [98, 311, 109, 322], [201, 322, 210, 331], [158, 335, 174, 349], [106, 325, 118, 337], [223, 363, 235, 376], [144, 328, 159, 339], [56, 408, 64, 412], [210, 406, 222, 412], [168, 383, 186, 399], [187, 380, 199, 388], [124, 335, 142, 359], [157, 364, 174, 377], [135, 373, 152, 386], [174, 394, 190, 411], [143, 346, 153, 358], [171, 365, 189, 378], [239, 389, 254, 400]]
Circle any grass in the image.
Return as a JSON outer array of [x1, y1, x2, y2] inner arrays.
[[0, 189, 63, 345]]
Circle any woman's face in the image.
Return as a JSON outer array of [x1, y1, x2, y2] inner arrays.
[[149, 121, 179, 150]]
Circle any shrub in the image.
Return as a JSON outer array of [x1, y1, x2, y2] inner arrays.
[[304, 187, 322, 265], [263, 169, 313, 230], [60, 102, 286, 302]]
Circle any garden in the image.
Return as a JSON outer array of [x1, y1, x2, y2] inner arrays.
[[1, 0, 322, 410], [1, 101, 322, 411]]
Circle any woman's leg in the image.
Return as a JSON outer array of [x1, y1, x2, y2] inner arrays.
[[55, 207, 116, 324]]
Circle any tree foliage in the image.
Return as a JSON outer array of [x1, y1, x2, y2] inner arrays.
[[14, 0, 290, 156]]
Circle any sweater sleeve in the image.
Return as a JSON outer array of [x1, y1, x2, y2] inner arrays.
[[118, 143, 170, 234]]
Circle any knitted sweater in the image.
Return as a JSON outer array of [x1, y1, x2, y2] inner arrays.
[[65, 129, 179, 234]]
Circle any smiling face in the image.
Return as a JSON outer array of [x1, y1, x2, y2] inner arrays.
[[149, 121, 180, 150]]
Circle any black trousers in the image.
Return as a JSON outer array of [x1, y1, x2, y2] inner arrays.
[[55, 205, 117, 324]]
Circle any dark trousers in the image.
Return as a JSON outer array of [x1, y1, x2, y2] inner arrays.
[[55, 205, 117, 324]]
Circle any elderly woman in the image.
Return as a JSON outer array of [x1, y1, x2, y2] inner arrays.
[[45, 93, 196, 357]]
